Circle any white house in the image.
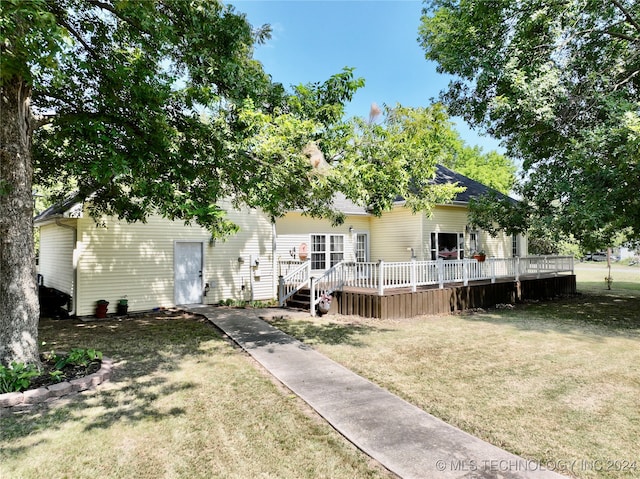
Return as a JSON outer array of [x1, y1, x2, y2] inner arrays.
[[35, 165, 527, 317]]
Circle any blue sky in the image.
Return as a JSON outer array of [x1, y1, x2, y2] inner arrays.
[[230, 0, 503, 152]]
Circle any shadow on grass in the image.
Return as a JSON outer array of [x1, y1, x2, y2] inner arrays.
[[265, 316, 388, 347], [0, 312, 224, 450], [459, 289, 640, 338]]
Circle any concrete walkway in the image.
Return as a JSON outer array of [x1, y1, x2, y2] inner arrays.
[[190, 306, 566, 479]]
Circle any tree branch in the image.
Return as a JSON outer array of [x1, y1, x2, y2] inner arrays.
[[44, 2, 102, 60], [611, 0, 640, 35], [84, 0, 154, 36], [32, 114, 56, 130], [604, 28, 640, 43], [613, 68, 640, 90], [55, 16, 100, 61]]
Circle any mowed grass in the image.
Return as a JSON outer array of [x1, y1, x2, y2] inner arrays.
[[574, 261, 640, 295], [267, 264, 640, 479], [0, 312, 392, 479]]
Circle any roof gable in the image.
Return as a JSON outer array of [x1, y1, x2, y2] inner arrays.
[[34, 192, 84, 224]]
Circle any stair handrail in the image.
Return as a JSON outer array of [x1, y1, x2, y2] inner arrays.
[[310, 260, 346, 316], [278, 260, 311, 306]]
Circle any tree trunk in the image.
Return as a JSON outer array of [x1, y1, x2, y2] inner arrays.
[[0, 77, 41, 368]]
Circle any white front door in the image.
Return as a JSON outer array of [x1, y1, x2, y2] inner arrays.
[[175, 242, 203, 305]]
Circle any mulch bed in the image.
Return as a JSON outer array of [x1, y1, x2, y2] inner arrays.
[[28, 356, 102, 390]]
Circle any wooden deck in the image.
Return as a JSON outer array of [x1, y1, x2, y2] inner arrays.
[[327, 274, 576, 319]]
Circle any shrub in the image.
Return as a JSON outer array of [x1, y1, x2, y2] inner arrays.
[[50, 348, 102, 370], [0, 362, 40, 393], [0, 349, 104, 393]]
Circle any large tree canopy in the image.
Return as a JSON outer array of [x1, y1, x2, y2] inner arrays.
[[0, 0, 365, 366], [419, 0, 640, 249], [1, 1, 465, 367]]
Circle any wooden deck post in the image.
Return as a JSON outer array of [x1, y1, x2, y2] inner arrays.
[[378, 260, 385, 296], [463, 259, 469, 286], [437, 258, 444, 289], [490, 258, 496, 283], [411, 258, 417, 292], [278, 275, 285, 306], [515, 257, 520, 282], [537, 257, 542, 278], [570, 256, 574, 275], [310, 276, 316, 317]]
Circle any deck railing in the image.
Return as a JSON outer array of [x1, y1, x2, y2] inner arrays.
[[278, 260, 311, 306], [279, 259, 306, 277], [339, 256, 574, 295], [279, 256, 574, 311]]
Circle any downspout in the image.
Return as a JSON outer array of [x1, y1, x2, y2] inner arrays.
[[55, 218, 78, 316], [249, 254, 254, 302], [272, 220, 277, 301]]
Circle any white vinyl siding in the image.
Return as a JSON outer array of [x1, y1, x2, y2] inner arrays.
[[38, 196, 529, 317], [38, 222, 74, 296], [72, 201, 275, 316], [481, 231, 515, 258], [369, 206, 423, 261]]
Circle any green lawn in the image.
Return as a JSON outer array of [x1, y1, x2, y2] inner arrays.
[[266, 265, 640, 479], [574, 261, 640, 295], [0, 313, 392, 479]]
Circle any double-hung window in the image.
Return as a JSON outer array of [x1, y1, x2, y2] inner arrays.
[[310, 234, 344, 270], [311, 235, 326, 270], [330, 235, 344, 266]]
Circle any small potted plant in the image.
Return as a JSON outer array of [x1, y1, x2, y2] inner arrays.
[[117, 296, 128, 315], [473, 250, 486, 262], [317, 293, 332, 315], [95, 299, 109, 318]]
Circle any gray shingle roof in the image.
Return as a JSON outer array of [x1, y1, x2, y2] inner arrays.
[[34, 192, 84, 224], [331, 193, 369, 215], [431, 164, 515, 204], [328, 164, 516, 214]]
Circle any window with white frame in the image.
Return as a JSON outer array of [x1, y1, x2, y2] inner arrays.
[[470, 231, 478, 253], [311, 235, 326, 270], [330, 235, 344, 266], [310, 234, 344, 270], [355, 233, 368, 262], [512, 234, 519, 257], [430, 232, 465, 260]]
